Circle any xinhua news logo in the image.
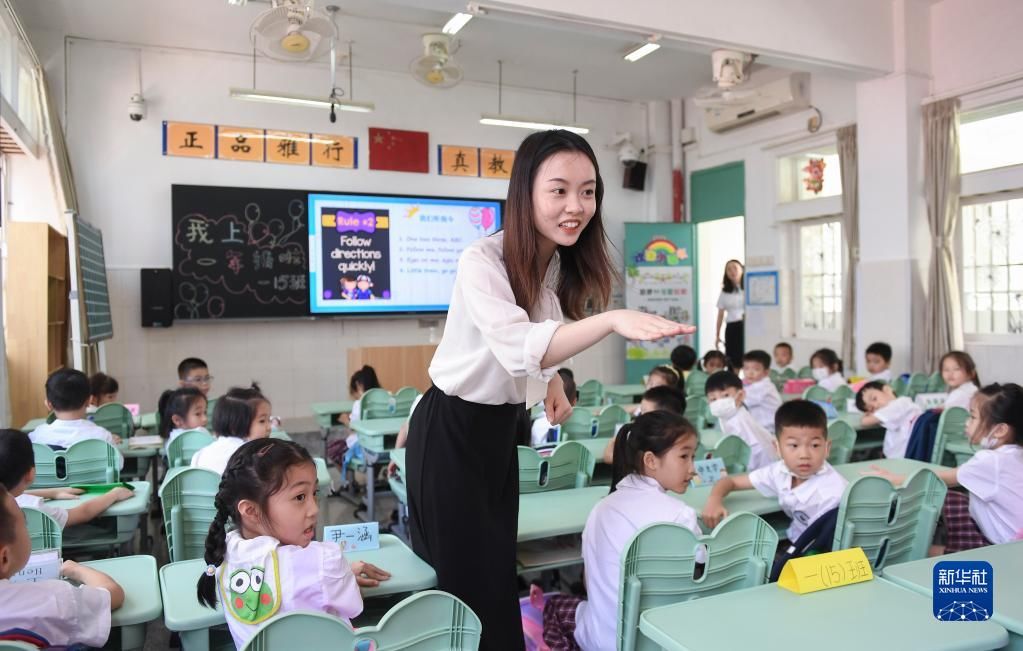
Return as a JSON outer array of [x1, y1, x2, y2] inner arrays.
[[933, 561, 994, 622]]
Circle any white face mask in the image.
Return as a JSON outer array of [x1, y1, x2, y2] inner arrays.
[[709, 397, 739, 420], [980, 430, 1000, 450], [812, 367, 830, 381]]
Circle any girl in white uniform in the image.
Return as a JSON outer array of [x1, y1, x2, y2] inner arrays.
[[191, 385, 272, 475], [810, 347, 846, 392], [941, 350, 981, 411]]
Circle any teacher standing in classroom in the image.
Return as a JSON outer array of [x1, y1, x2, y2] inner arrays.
[[715, 259, 745, 370], [406, 129, 694, 650]]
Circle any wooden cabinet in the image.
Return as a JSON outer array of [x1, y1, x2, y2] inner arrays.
[[346, 344, 436, 393], [5, 222, 69, 426]]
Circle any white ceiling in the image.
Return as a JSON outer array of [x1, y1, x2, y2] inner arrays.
[[12, 0, 789, 102]]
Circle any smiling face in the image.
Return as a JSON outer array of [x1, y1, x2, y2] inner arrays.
[[777, 425, 830, 480], [531, 151, 597, 261], [642, 434, 698, 494], [265, 462, 319, 547]]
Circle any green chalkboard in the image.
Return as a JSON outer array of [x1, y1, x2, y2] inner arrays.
[[74, 217, 113, 343]]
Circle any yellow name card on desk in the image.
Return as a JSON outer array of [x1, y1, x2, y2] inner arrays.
[[778, 547, 873, 594]]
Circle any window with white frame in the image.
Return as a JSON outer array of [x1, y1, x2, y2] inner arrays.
[[961, 100, 1023, 174], [799, 219, 843, 332], [777, 145, 842, 203], [961, 195, 1023, 335]]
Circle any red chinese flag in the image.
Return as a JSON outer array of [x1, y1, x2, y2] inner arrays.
[[368, 127, 429, 173]]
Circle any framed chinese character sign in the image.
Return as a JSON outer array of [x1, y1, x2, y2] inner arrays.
[[312, 134, 357, 169], [265, 130, 311, 165], [480, 148, 514, 179], [438, 145, 480, 177], [164, 122, 215, 158], [163, 121, 358, 169], [217, 126, 265, 162]]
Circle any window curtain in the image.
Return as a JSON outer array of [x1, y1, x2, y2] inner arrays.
[[923, 98, 964, 369], [837, 125, 858, 368]]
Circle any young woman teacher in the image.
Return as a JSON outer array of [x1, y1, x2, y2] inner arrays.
[[406, 130, 694, 649]]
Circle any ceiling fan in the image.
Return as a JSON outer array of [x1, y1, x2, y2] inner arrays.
[[410, 34, 463, 89], [250, 0, 337, 62]]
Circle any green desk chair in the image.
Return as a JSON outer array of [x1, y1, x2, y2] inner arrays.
[[906, 372, 930, 398], [577, 379, 604, 407], [92, 402, 135, 439], [683, 396, 707, 430], [925, 371, 946, 393], [891, 375, 909, 397], [393, 387, 420, 418], [618, 512, 778, 651], [159, 467, 220, 562], [23, 506, 62, 551], [205, 398, 218, 420], [833, 468, 947, 571], [0, 642, 42, 651], [240, 590, 482, 651], [517, 442, 594, 493], [801, 385, 832, 404], [780, 368, 797, 380], [711, 435, 751, 475], [560, 408, 599, 440], [827, 420, 857, 465], [30, 439, 120, 487], [930, 406, 970, 466], [684, 371, 707, 398], [596, 405, 630, 438], [359, 388, 397, 420], [797, 366, 814, 379], [830, 384, 854, 411], [166, 429, 216, 468]]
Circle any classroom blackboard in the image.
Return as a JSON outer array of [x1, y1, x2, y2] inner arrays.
[[172, 184, 310, 319], [74, 216, 114, 342]]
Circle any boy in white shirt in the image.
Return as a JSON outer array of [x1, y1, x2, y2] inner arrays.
[[772, 342, 798, 374], [531, 369, 578, 447], [705, 371, 779, 470], [865, 342, 894, 382], [741, 350, 783, 433], [29, 368, 123, 470], [856, 381, 923, 459], [0, 429, 134, 529], [703, 400, 849, 552], [0, 484, 125, 648]]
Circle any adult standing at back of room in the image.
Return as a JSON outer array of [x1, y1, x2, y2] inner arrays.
[[406, 129, 694, 650], [715, 259, 745, 370]]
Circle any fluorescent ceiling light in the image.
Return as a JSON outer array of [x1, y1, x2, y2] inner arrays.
[[226, 0, 247, 5], [442, 12, 474, 35], [624, 41, 660, 62], [229, 88, 374, 113], [480, 113, 589, 135]]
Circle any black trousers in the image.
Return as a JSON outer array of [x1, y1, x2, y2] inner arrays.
[[406, 386, 525, 650], [725, 320, 745, 370]]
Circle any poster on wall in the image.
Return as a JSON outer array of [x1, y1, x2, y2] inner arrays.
[[623, 223, 696, 383]]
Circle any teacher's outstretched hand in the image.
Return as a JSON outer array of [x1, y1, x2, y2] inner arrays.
[[540, 310, 694, 370]]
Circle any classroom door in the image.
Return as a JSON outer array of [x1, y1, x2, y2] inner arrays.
[[696, 216, 746, 357]]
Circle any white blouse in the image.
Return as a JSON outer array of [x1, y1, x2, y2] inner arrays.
[[429, 232, 563, 407], [716, 289, 744, 323]]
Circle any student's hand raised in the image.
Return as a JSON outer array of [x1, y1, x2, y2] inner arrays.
[[351, 561, 391, 588], [611, 310, 695, 341]]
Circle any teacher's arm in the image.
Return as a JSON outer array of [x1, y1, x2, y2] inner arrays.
[[540, 310, 694, 368], [715, 306, 725, 349]]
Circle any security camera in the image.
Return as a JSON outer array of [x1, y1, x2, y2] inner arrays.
[[128, 93, 146, 121], [610, 132, 641, 167]]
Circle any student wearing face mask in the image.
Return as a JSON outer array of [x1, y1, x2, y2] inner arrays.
[[704, 371, 779, 471], [809, 348, 845, 392]]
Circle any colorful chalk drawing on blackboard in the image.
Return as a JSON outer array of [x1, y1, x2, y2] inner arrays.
[[174, 199, 308, 318]]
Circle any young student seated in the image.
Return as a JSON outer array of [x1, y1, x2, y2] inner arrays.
[[702, 400, 848, 566], [0, 429, 134, 530], [864, 342, 893, 382], [544, 412, 700, 651], [191, 385, 272, 475], [701, 350, 728, 375], [870, 383, 1023, 553], [178, 357, 213, 397], [532, 369, 577, 447], [348, 365, 381, 423], [670, 344, 697, 379], [810, 348, 846, 392], [705, 371, 779, 470], [637, 365, 684, 416], [856, 381, 922, 459], [159, 387, 209, 453], [941, 351, 981, 411], [0, 484, 126, 648], [772, 342, 797, 374], [741, 350, 783, 433], [602, 386, 686, 464], [29, 368, 124, 468], [195, 439, 389, 649], [89, 372, 119, 408]]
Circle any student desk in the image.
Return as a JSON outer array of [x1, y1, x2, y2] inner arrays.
[[602, 384, 647, 403], [349, 417, 406, 522], [50, 481, 152, 552], [574, 438, 613, 464], [20, 417, 46, 432], [698, 412, 882, 450], [82, 555, 163, 651], [517, 486, 606, 543], [159, 534, 435, 651], [637, 578, 1008, 651], [390, 448, 407, 477], [882, 540, 1023, 648], [311, 399, 356, 429], [135, 412, 159, 431]]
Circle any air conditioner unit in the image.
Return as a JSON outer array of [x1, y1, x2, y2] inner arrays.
[[703, 73, 810, 133]]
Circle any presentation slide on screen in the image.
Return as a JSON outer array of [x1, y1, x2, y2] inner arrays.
[[308, 193, 502, 314]]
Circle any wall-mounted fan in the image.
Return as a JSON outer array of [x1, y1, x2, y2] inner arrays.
[[692, 49, 761, 108], [251, 0, 337, 62], [410, 34, 463, 89]]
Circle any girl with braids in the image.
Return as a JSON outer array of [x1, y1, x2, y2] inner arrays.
[[542, 412, 700, 651], [196, 439, 390, 649]]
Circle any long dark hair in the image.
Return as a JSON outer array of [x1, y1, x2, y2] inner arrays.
[[197, 439, 314, 609], [212, 384, 268, 439], [503, 130, 618, 320], [972, 382, 1023, 445], [722, 259, 744, 293], [941, 350, 981, 388], [157, 387, 207, 440], [349, 365, 381, 396], [610, 411, 697, 492], [811, 347, 843, 374]]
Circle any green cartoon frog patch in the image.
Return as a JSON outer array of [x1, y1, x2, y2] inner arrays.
[[220, 554, 281, 624]]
